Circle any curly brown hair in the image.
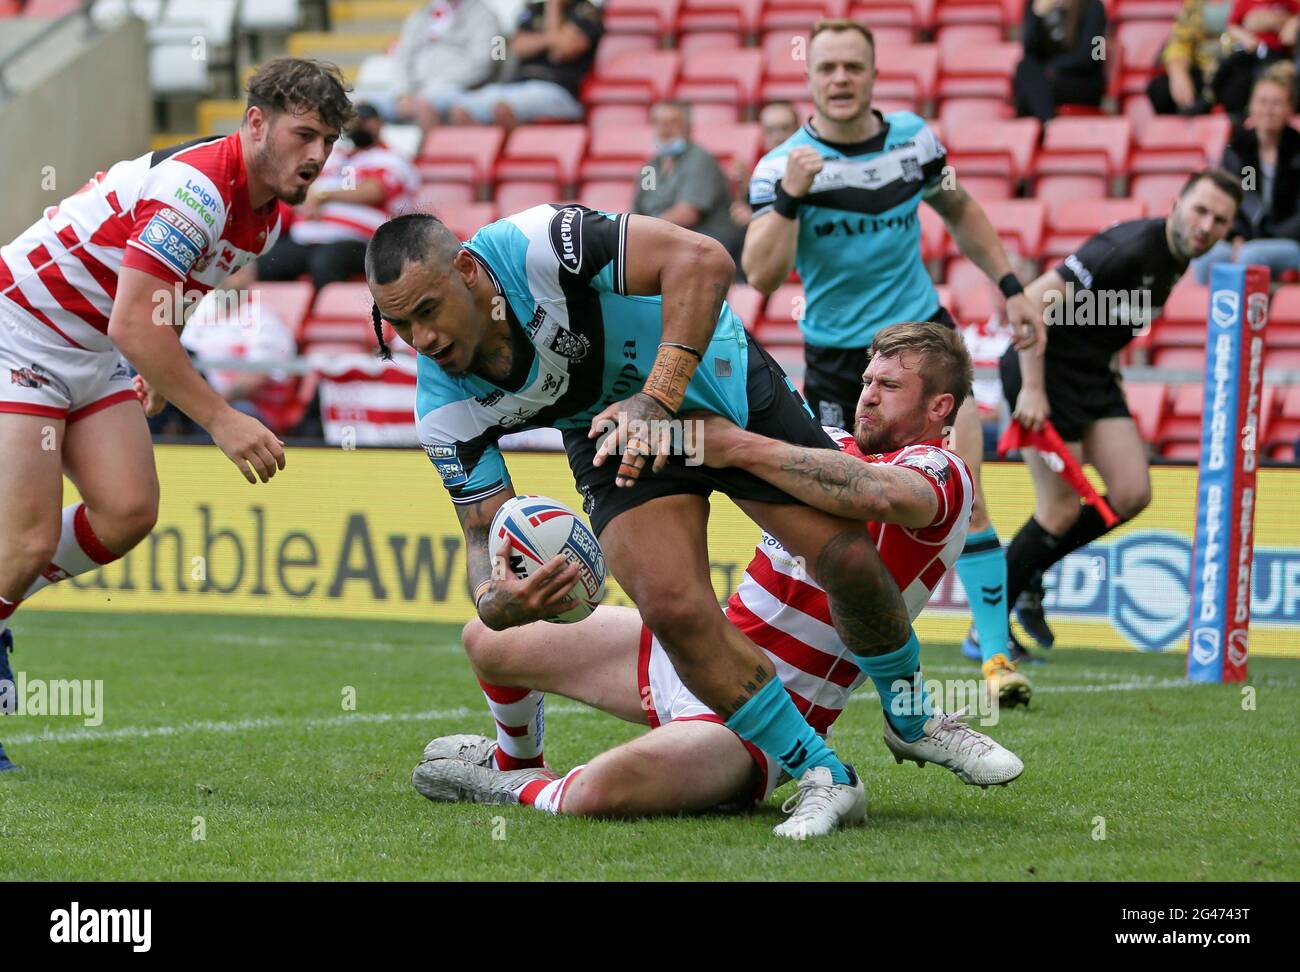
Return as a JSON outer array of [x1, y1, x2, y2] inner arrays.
[[245, 58, 355, 133], [867, 322, 973, 423]]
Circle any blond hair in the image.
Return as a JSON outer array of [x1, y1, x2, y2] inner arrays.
[[867, 322, 973, 423]]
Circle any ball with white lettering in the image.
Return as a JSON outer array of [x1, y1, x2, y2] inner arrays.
[[488, 495, 606, 623]]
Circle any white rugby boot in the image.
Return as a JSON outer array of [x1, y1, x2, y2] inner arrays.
[[882, 709, 1024, 788], [420, 733, 499, 767], [772, 765, 867, 840], [412, 754, 553, 805]]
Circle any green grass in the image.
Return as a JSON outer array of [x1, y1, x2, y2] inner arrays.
[[1, 611, 1296, 881]]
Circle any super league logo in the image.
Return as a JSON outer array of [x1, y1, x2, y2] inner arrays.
[[1109, 533, 1192, 651]]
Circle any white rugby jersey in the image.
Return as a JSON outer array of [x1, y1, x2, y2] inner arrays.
[[288, 141, 418, 245], [0, 133, 286, 354], [725, 429, 974, 732]]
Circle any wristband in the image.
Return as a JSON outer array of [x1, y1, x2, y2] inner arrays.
[[772, 183, 802, 220], [998, 273, 1024, 299], [659, 341, 703, 361], [642, 343, 699, 416]]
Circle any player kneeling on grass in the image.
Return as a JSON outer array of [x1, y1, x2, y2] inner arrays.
[[414, 323, 1024, 832]]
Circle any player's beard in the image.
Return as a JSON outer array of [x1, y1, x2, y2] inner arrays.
[[254, 136, 311, 206], [854, 411, 920, 454]]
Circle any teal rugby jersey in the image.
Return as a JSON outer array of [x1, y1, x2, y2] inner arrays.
[[748, 111, 947, 348], [416, 204, 751, 504]]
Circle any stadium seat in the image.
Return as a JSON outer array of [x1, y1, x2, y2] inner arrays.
[[602, 0, 683, 36], [675, 48, 763, 107], [726, 284, 766, 330], [1264, 347, 1300, 371], [583, 51, 681, 106], [579, 124, 655, 181], [919, 205, 947, 262], [578, 181, 635, 212], [692, 123, 763, 180], [1116, 20, 1172, 97], [690, 102, 741, 126], [302, 283, 378, 345], [760, 0, 851, 32], [935, 42, 1022, 101], [960, 175, 1014, 201], [947, 200, 1045, 260], [1130, 173, 1187, 215], [849, 0, 935, 32], [1151, 346, 1206, 371], [936, 23, 1004, 55], [413, 183, 475, 209], [942, 118, 1039, 183], [1156, 383, 1204, 457], [1124, 382, 1167, 443], [1034, 175, 1110, 209], [1155, 282, 1211, 354], [594, 33, 658, 75], [678, 0, 764, 35], [934, 0, 1019, 28], [760, 30, 812, 101], [678, 30, 743, 55], [758, 283, 806, 346], [256, 282, 314, 343], [494, 125, 588, 188], [1265, 286, 1300, 347], [1114, 0, 1184, 23], [947, 258, 996, 324], [587, 104, 650, 128], [937, 97, 1014, 126], [430, 202, 499, 241], [1035, 118, 1134, 187], [875, 44, 939, 106], [493, 181, 561, 213], [416, 126, 505, 189], [1043, 199, 1147, 265], [1130, 116, 1231, 175], [25, 0, 90, 14], [1264, 385, 1300, 460]]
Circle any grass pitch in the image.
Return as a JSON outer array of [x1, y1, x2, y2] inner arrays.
[[1, 611, 1296, 882]]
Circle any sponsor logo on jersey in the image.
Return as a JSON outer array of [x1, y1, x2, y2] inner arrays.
[[423, 443, 468, 486], [1063, 254, 1093, 289], [899, 447, 950, 485], [526, 306, 547, 334], [547, 326, 589, 361], [10, 363, 51, 389], [139, 208, 206, 276], [549, 207, 584, 274], [474, 389, 504, 408], [899, 156, 923, 182], [174, 180, 221, 228]]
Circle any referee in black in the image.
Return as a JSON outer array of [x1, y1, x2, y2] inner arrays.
[[1002, 169, 1241, 653]]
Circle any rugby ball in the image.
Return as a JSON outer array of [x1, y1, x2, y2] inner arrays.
[[488, 495, 606, 623]]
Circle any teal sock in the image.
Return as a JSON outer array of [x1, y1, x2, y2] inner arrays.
[[724, 677, 849, 784], [855, 630, 932, 743], [955, 527, 1010, 664]]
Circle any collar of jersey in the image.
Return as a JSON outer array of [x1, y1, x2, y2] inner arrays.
[[226, 131, 280, 217], [461, 248, 535, 393], [804, 110, 890, 157]]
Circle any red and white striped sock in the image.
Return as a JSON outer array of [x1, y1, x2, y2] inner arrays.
[[23, 503, 119, 600], [479, 679, 546, 770], [517, 766, 585, 815]]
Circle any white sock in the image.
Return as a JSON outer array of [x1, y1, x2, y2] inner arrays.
[[23, 503, 118, 599], [517, 766, 585, 814], [478, 679, 545, 770]]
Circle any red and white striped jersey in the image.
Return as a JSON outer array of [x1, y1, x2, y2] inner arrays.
[[725, 429, 974, 732], [288, 141, 418, 246], [0, 133, 285, 354]]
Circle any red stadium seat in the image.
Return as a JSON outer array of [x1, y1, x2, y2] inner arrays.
[[875, 44, 940, 105], [677, 0, 762, 34], [1122, 94, 1158, 124], [760, 30, 810, 101], [417, 127, 505, 187], [947, 258, 997, 324], [587, 104, 650, 128], [583, 51, 681, 106], [942, 118, 1040, 182], [1151, 346, 1206, 371], [256, 282, 315, 343], [678, 30, 743, 54], [937, 97, 1014, 125], [1265, 386, 1300, 460], [1265, 286, 1300, 348], [761, 0, 851, 32], [692, 123, 763, 180], [675, 48, 763, 107], [580, 124, 655, 181], [1124, 382, 1168, 443], [578, 181, 635, 212], [430, 202, 499, 241], [1116, 20, 1171, 97], [690, 102, 741, 126], [1034, 175, 1110, 209], [1156, 383, 1205, 457], [594, 33, 657, 75], [950, 200, 1045, 259], [1130, 116, 1231, 175], [936, 24, 1004, 55], [849, 0, 935, 32], [302, 283, 377, 345], [493, 181, 560, 213], [1156, 282, 1211, 355], [934, 0, 1019, 28], [1043, 198, 1147, 264], [1264, 347, 1300, 371], [727, 284, 766, 330], [412, 182, 475, 208], [1035, 118, 1134, 183], [935, 42, 1022, 101], [602, 0, 683, 36], [1130, 173, 1187, 215], [919, 205, 947, 261], [960, 175, 1014, 201], [494, 125, 588, 187], [1114, 0, 1184, 23], [758, 282, 807, 346]]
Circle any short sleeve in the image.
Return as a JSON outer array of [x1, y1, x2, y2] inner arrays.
[[542, 205, 628, 294], [748, 154, 787, 217], [914, 123, 949, 191], [1056, 232, 1120, 290], [893, 445, 963, 530], [121, 161, 224, 282], [416, 359, 513, 504]]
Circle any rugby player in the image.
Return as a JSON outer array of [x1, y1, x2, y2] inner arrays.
[[0, 59, 353, 772], [366, 208, 915, 838], [742, 19, 1041, 703], [1001, 169, 1241, 650], [413, 323, 1023, 835]]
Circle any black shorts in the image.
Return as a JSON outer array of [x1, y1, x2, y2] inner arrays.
[[803, 305, 958, 431], [999, 347, 1132, 443], [564, 337, 836, 537]]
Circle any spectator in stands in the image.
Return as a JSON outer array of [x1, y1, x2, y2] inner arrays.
[[730, 102, 802, 230], [182, 285, 301, 437], [1211, 0, 1300, 117], [1013, 0, 1109, 123], [257, 105, 419, 290], [1148, 0, 1231, 115], [1195, 63, 1300, 282], [366, 0, 503, 126], [437, 0, 603, 129], [632, 100, 743, 264]]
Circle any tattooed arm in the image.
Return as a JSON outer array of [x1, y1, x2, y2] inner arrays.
[[693, 417, 940, 528], [454, 488, 581, 631]]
